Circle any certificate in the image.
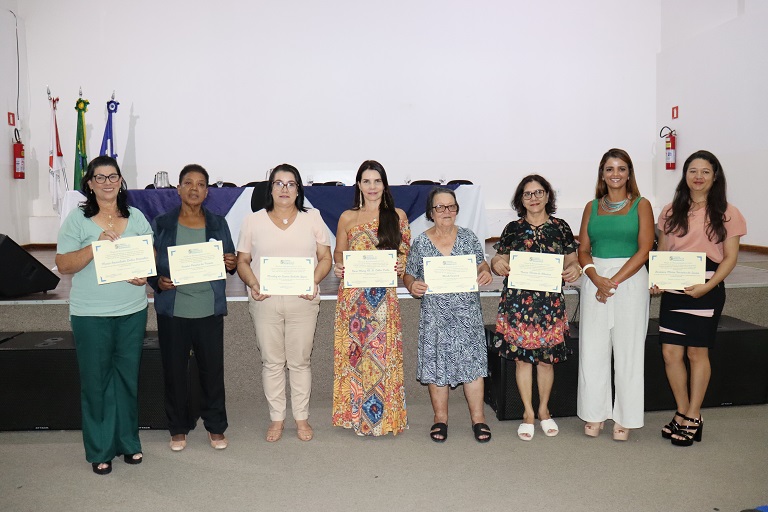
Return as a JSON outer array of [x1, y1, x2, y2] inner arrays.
[[343, 250, 397, 288], [648, 251, 706, 290], [92, 234, 156, 285], [168, 241, 226, 286], [423, 255, 478, 294], [507, 251, 563, 293], [260, 257, 315, 295]]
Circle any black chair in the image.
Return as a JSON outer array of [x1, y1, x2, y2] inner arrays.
[[447, 179, 473, 185], [313, 181, 345, 186], [409, 180, 439, 185], [248, 181, 271, 212], [144, 184, 156, 189], [214, 182, 237, 188]]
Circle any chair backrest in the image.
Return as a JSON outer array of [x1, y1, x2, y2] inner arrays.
[[145, 184, 156, 189], [216, 182, 237, 188], [249, 181, 271, 212], [447, 179, 473, 185], [313, 181, 345, 186], [409, 180, 439, 185]]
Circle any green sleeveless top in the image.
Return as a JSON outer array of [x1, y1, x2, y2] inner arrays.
[[587, 197, 641, 258]]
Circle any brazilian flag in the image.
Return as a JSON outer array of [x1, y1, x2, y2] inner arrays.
[[74, 97, 89, 188]]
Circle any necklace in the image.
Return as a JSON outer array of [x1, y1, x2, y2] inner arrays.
[[601, 195, 629, 213], [271, 210, 296, 225], [107, 214, 114, 230]]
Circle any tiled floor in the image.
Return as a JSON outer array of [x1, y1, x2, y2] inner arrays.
[[4, 245, 768, 304]]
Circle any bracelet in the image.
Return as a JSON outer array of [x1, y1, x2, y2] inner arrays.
[[581, 263, 596, 275]]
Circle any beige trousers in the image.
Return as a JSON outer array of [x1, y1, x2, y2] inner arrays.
[[248, 295, 321, 421]]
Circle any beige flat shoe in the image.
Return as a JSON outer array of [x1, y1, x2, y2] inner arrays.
[[169, 434, 187, 452], [208, 432, 228, 450], [266, 424, 284, 443], [297, 426, 314, 442]]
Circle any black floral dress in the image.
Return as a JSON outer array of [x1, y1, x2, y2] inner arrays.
[[492, 217, 577, 364]]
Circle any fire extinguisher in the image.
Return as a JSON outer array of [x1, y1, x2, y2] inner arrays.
[[660, 126, 676, 170], [13, 128, 25, 179]]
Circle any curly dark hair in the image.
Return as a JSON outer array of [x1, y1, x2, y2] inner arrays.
[[662, 150, 728, 243], [511, 174, 557, 217], [79, 156, 130, 219]]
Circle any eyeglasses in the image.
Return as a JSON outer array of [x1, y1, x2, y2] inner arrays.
[[272, 180, 297, 190], [522, 189, 546, 200], [432, 204, 458, 213], [93, 173, 121, 184]]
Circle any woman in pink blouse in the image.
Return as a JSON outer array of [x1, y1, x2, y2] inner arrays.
[[653, 150, 746, 446], [237, 164, 333, 443]]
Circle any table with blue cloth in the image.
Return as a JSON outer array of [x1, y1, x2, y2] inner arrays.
[[60, 185, 488, 246]]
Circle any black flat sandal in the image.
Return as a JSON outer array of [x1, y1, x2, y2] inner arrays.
[[92, 462, 112, 475], [123, 453, 143, 464], [472, 423, 492, 443], [661, 411, 685, 439], [429, 423, 448, 443], [671, 416, 703, 447]]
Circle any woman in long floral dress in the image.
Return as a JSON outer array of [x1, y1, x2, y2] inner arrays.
[[332, 160, 410, 436], [491, 175, 581, 441]]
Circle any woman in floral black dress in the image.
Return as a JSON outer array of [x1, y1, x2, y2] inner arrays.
[[491, 175, 581, 441]]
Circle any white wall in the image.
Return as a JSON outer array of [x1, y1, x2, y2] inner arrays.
[[16, 0, 661, 243], [0, 0, 31, 243], [654, 0, 767, 245]]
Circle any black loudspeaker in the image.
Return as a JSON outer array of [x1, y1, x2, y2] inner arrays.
[[485, 324, 579, 421], [0, 331, 200, 431], [0, 234, 60, 298], [485, 316, 768, 420]]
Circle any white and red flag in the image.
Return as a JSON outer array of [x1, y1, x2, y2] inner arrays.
[[48, 96, 68, 214]]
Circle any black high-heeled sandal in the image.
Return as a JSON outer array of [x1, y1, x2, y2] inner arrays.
[[123, 453, 143, 464], [671, 415, 703, 446], [661, 411, 685, 439], [92, 461, 112, 475]]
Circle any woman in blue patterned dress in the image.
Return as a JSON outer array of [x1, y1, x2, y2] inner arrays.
[[490, 175, 581, 441], [404, 187, 493, 443]]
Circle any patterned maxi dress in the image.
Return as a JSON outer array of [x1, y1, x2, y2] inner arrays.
[[332, 219, 411, 436], [405, 227, 487, 387], [492, 217, 577, 364]]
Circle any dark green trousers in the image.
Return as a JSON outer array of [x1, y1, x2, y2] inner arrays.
[[71, 308, 147, 463]]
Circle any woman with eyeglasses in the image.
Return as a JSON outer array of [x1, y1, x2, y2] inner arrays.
[[149, 164, 237, 452], [56, 156, 152, 475], [577, 148, 655, 441], [332, 160, 410, 436], [404, 187, 493, 443], [237, 164, 332, 442], [490, 175, 581, 441]]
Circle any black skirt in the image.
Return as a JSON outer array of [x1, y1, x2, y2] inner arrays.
[[658, 258, 725, 348]]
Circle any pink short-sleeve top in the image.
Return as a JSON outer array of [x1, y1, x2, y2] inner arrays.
[[237, 208, 331, 277], [657, 203, 746, 263]]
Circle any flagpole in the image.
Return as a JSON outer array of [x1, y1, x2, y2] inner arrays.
[[48, 86, 68, 215], [99, 90, 119, 159], [73, 87, 89, 187]]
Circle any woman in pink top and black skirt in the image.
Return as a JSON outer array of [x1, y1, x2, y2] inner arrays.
[[653, 150, 746, 446]]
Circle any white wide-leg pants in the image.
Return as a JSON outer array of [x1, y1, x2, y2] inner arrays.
[[577, 257, 649, 428]]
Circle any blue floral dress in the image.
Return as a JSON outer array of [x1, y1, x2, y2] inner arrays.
[[492, 217, 577, 364], [405, 227, 488, 387]]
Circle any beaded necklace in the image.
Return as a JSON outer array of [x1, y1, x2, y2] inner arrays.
[[600, 195, 629, 213]]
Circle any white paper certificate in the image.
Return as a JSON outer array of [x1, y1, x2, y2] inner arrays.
[[168, 241, 226, 286], [92, 234, 156, 285], [260, 257, 315, 295], [507, 251, 563, 293], [648, 251, 706, 290], [423, 255, 478, 294], [343, 250, 397, 288]]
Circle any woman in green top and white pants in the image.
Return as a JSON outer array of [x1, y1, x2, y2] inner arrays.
[[576, 148, 655, 441]]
